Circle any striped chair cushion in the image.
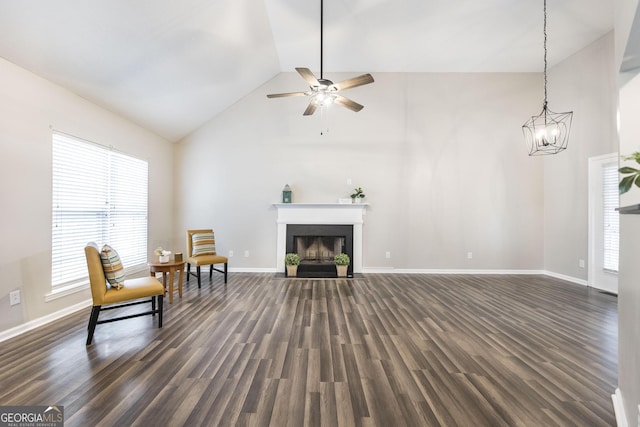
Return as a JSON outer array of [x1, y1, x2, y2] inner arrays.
[[100, 244, 125, 289], [192, 232, 216, 256]]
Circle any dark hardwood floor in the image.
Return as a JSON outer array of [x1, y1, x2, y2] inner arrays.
[[0, 273, 617, 426]]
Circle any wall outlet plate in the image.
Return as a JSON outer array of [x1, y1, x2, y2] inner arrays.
[[10, 290, 21, 306]]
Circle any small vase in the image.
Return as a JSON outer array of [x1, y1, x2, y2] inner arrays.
[[354, 198, 362, 204], [287, 265, 298, 277], [336, 265, 348, 277]]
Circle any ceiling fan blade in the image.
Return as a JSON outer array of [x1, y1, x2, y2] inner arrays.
[[334, 95, 364, 112], [332, 74, 375, 91], [267, 92, 307, 98], [303, 102, 317, 116], [296, 68, 320, 87]]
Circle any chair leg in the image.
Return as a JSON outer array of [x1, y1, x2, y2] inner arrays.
[[186, 263, 191, 283], [197, 266, 201, 288], [224, 262, 228, 284], [152, 296, 156, 314], [158, 295, 163, 328], [86, 306, 101, 345], [209, 265, 213, 279]]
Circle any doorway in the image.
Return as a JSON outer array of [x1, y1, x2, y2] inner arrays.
[[588, 153, 619, 294]]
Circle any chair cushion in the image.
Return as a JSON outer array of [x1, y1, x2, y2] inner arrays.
[[186, 254, 228, 266], [100, 244, 125, 289], [192, 232, 216, 256], [102, 276, 164, 305]]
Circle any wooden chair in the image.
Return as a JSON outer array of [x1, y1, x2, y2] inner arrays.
[[84, 243, 164, 345], [186, 229, 228, 288]]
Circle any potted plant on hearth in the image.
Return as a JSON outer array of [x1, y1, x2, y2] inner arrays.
[[285, 253, 300, 277], [334, 253, 350, 277], [350, 187, 365, 204]]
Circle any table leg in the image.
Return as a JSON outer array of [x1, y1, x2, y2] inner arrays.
[[168, 268, 175, 304], [177, 267, 184, 299]]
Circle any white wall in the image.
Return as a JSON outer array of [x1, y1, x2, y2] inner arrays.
[[175, 72, 545, 272], [542, 33, 618, 281], [0, 57, 174, 333]]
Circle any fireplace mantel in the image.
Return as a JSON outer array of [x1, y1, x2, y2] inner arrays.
[[274, 203, 367, 273]]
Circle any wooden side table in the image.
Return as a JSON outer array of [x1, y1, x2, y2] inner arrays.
[[148, 258, 185, 304]]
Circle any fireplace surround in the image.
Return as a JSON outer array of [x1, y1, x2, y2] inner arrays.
[[274, 203, 366, 276]]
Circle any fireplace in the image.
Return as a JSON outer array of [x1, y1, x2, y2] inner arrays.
[[286, 224, 353, 277], [274, 203, 366, 276]]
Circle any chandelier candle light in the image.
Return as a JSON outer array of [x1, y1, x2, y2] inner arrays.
[[522, 0, 573, 156]]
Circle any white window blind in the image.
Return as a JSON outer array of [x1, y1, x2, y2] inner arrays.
[[602, 162, 619, 272], [52, 132, 148, 289]]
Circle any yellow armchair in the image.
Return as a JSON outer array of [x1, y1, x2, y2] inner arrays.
[[84, 243, 164, 345], [186, 229, 228, 288]]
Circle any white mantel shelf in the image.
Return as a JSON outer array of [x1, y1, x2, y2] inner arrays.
[[274, 203, 367, 273]]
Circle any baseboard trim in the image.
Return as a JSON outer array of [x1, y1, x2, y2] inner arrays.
[[229, 268, 277, 273], [0, 299, 92, 343], [541, 270, 588, 287], [612, 388, 628, 427]]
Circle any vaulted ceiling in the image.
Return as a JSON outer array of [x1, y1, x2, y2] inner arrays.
[[0, 0, 613, 141]]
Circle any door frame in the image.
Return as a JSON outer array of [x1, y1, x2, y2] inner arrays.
[[588, 152, 619, 294]]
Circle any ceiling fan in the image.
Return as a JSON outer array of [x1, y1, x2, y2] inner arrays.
[[266, 0, 374, 116]]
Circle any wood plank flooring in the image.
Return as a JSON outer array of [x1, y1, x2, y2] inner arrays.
[[0, 273, 617, 426]]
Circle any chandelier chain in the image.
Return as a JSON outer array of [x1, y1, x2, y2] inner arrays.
[[543, 0, 548, 108]]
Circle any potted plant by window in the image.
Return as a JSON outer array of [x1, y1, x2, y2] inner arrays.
[[334, 253, 350, 277], [285, 253, 300, 277], [350, 187, 365, 204]]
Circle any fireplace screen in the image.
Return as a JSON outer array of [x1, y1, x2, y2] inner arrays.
[[295, 236, 345, 264]]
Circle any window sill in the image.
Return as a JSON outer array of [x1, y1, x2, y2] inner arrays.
[[45, 281, 90, 302]]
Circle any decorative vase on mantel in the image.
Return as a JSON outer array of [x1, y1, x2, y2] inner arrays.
[[350, 187, 365, 204]]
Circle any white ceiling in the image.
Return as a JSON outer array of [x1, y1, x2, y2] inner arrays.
[[0, 0, 613, 141]]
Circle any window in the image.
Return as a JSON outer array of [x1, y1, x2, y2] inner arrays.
[[51, 132, 148, 290], [602, 162, 619, 272]]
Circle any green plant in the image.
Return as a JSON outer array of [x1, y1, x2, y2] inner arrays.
[[619, 151, 640, 195], [350, 187, 365, 199], [334, 253, 350, 265], [285, 253, 300, 266]]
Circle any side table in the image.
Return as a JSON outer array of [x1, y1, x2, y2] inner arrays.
[[148, 258, 186, 304]]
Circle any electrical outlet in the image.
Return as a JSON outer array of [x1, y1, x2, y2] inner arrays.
[[385, 251, 391, 259], [579, 259, 585, 268], [347, 178, 352, 185], [467, 252, 473, 259], [228, 250, 234, 257], [244, 250, 250, 258], [9, 290, 21, 306]]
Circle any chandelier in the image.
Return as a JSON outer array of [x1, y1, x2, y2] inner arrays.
[[522, 0, 573, 156]]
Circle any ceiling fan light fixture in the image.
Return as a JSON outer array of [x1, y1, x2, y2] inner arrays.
[[313, 92, 336, 106]]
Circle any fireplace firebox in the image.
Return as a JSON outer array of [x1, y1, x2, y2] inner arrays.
[[286, 224, 353, 278]]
